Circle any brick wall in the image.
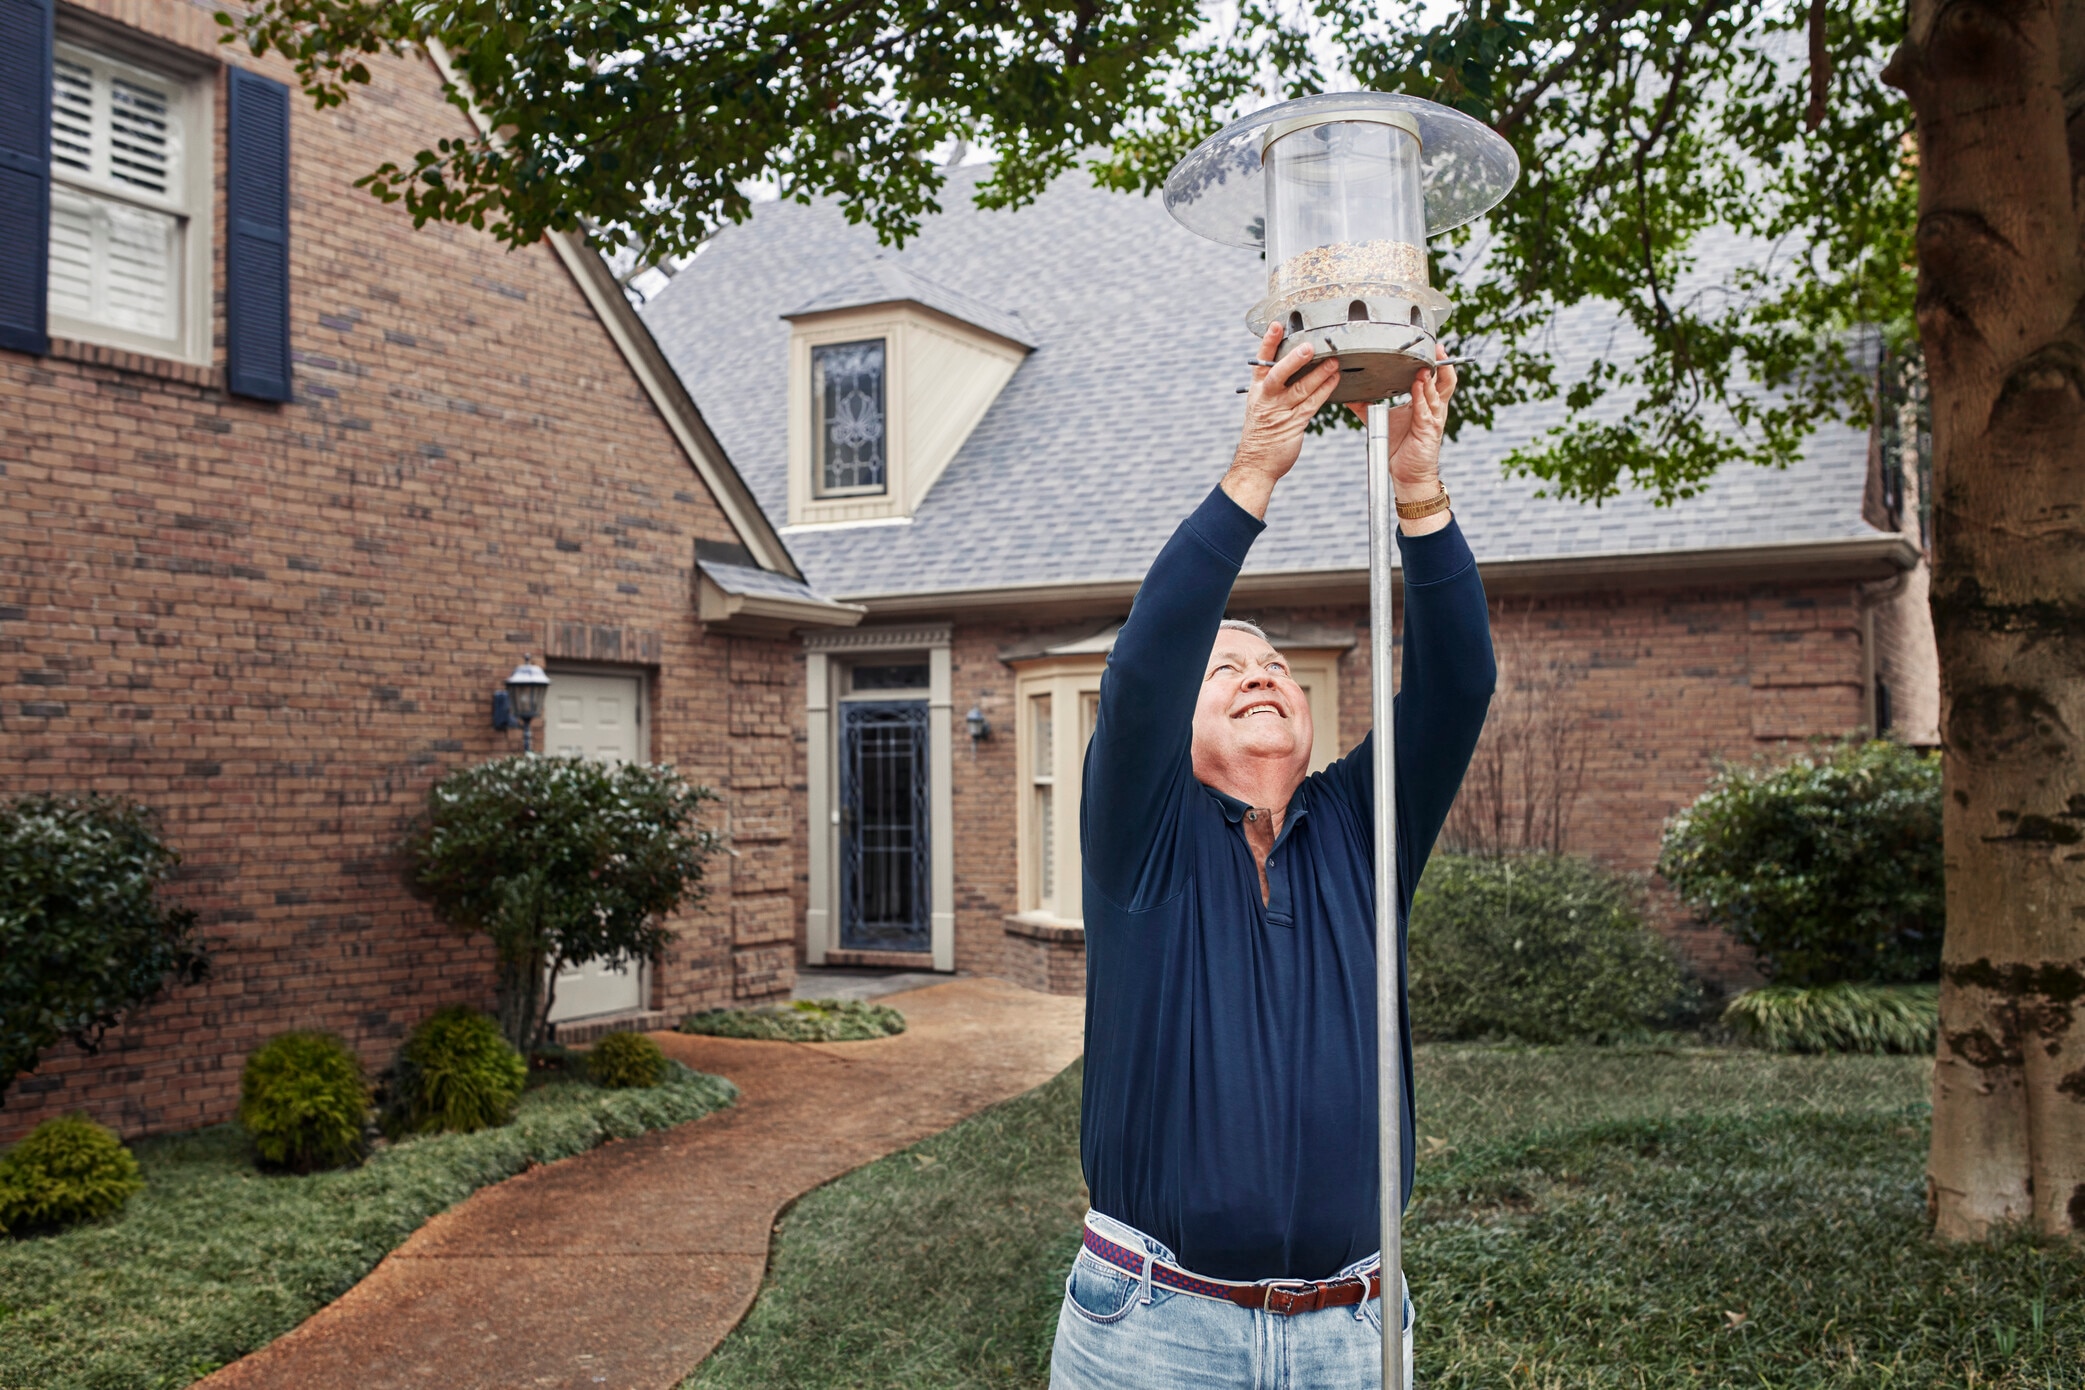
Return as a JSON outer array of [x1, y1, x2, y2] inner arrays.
[[0, 7, 796, 1140], [933, 575, 1871, 993]]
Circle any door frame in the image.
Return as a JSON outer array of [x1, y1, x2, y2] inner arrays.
[[539, 662, 653, 1018], [803, 624, 955, 970]]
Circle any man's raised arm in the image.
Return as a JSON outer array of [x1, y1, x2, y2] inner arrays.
[[1080, 327, 1344, 905]]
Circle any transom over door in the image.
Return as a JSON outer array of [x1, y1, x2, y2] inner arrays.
[[839, 699, 930, 952], [542, 671, 647, 1022]]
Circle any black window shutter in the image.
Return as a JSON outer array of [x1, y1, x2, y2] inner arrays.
[[0, 0, 53, 357], [225, 67, 291, 402]]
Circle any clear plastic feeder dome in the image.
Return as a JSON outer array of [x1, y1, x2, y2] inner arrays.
[[1165, 92, 1519, 401]]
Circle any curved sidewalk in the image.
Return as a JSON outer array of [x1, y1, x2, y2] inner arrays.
[[202, 977, 1084, 1390]]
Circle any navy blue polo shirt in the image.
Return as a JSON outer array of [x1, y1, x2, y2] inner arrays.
[[1079, 484, 1494, 1282]]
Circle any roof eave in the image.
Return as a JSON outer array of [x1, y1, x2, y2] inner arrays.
[[834, 533, 1923, 619], [696, 572, 867, 637]]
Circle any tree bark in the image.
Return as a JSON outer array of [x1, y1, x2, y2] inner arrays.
[[1886, 0, 2085, 1240]]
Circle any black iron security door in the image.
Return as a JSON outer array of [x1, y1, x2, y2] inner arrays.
[[839, 700, 930, 952]]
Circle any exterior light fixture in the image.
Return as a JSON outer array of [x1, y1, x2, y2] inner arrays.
[[964, 705, 991, 741], [1164, 91, 1519, 401], [493, 655, 551, 752], [1165, 91, 1518, 1390]]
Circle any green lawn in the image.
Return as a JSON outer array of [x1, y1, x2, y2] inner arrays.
[[0, 1066, 734, 1390], [686, 1046, 2085, 1389]]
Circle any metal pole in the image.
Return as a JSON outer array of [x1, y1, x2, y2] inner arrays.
[[1366, 399, 1404, 1390]]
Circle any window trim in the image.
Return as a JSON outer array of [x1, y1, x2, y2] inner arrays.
[[1010, 647, 1345, 925], [44, 31, 213, 366]]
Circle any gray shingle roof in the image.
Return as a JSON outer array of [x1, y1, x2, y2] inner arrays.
[[643, 165, 1880, 602], [695, 556, 838, 604], [783, 257, 1036, 349]]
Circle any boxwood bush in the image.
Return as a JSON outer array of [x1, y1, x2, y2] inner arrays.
[[0, 794, 209, 1106], [238, 1033, 369, 1173], [1657, 740, 1942, 986], [0, 1114, 143, 1236], [1408, 853, 1694, 1044], [387, 1007, 528, 1136], [587, 1030, 668, 1089]]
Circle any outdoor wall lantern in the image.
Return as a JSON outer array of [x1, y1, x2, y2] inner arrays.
[[491, 655, 551, 752], [965, 704, 991, 741], [1164, 91, 1518, 402], [1165, 91, 1518, 1390]]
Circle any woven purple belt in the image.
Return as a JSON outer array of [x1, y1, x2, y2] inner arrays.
[[1081, 1225, 1381, 1316]]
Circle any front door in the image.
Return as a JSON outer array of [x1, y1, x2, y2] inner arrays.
[[839, 700, 930, 952], [541, 670, 648, 1021]]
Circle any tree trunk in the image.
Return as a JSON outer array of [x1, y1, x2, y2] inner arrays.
[[1886, 0, 2085, 1240]]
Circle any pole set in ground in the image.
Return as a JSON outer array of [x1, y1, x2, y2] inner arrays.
[[1366, 399, 1404, 1390]]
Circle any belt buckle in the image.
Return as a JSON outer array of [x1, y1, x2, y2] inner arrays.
[[1260, 1280, 1319, 1315]]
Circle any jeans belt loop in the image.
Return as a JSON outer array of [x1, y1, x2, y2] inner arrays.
[[1139, 1247, 1154, 1306]]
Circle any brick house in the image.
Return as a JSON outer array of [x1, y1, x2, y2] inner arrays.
[[0, 0, 859, 1141], [643, 162, 1939, 996]]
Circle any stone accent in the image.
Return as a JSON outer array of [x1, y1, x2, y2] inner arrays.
[[1002, 915, 1085, 997]]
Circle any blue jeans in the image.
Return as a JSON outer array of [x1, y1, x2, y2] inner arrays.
[[1050, 1211, 1414, 1389]]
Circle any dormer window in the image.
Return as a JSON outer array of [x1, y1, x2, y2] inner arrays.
[[812, 339, 889, 496], [783, 261, 1032, 530]]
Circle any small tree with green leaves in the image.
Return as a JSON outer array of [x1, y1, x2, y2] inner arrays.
[[1657, 741, 1943, 987], [0, 795, 209, 1107], [407, 756, 722, 1052]]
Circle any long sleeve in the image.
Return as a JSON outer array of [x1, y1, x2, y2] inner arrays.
[[1320, 516, 1496, 881], [1082, 485, 1265, 906]]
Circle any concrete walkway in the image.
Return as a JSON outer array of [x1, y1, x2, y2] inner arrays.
[[202, 977, 1084, 1390]]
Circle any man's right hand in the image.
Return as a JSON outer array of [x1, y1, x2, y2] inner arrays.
[[1222, 324, 1341, 520]]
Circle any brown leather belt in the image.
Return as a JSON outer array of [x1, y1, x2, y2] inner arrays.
[[1081, 1225, 1381, 1316]]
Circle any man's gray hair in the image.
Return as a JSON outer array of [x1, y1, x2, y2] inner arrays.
[[1218, 618, 1270, 642]]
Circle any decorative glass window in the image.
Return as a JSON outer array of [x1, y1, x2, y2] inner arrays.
[[47, 43, 201, 356], [852, 662, 930, 691], [812, 339, 888, 495]]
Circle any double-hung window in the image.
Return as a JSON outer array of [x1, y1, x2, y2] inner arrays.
[[46, 39, 209, 362]]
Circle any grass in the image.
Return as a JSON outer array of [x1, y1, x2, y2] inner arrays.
[[0, 1064, 735, 1390], [686, 1045, 2085, 1390]]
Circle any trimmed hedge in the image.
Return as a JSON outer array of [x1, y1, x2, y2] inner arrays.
[[239, 1033, 369, 1173], [588, 1031, 668, 1089], [0, 1115, 143, 1236], [681, 999, 906, 1043], [388, 1007, 528, 1136], [1658, 741, 1943, 986], [1408, 853, 1694, 1044]]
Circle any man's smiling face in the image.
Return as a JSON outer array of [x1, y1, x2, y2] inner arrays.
[[1190, 628, 1314, 793]]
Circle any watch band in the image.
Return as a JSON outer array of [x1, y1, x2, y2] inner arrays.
[[1395, 487, 1451, 520]]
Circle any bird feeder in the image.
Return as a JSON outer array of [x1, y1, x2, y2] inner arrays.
[[1164, 91, 1519, 401], [1165, 93, 1518, 1390]]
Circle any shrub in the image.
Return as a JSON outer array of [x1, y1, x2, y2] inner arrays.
[[0, 793, 209, 1106], [406, 755, 723, 1052], [588, 1030, 668, 1089], [1657, 740, 1942, 985], [388, 1007, 528, 1136], [1724, 983, 1938, 1054], [239, 1032, 369, 1172], [681, 998, 908, 1042], [0, 1114, 143, 1235], [1408, 853, 1694, 1044]]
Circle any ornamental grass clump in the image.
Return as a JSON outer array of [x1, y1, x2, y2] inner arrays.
[[239, 1032, 369, 1173], [1723, 981, 1939, 1054], [1407, 852, 1694, 1044], [681, 998, 907, 1043], [388, 1006, 527, 1136], [0, 1114, 143, 1236], [587, 1030, 668, 1089]]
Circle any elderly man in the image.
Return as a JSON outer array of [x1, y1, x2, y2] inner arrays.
[[1050, 325, 1495, 1388]]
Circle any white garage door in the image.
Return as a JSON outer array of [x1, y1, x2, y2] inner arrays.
[[543, 671, 648, 1023]]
